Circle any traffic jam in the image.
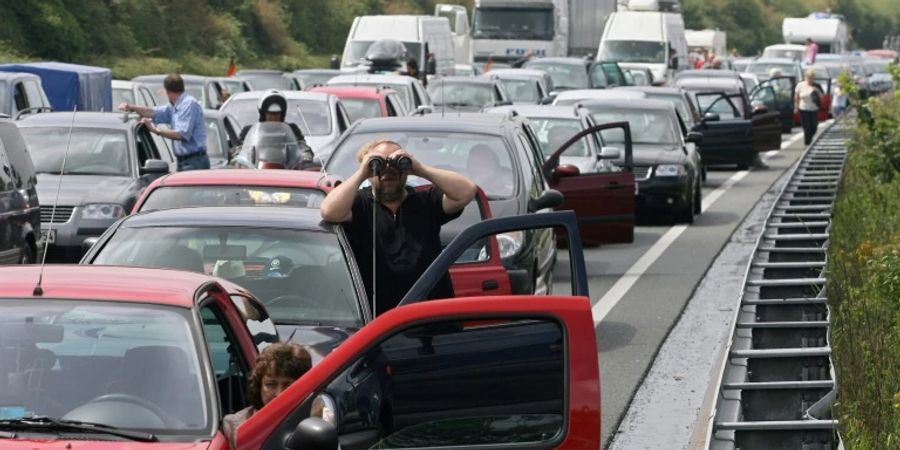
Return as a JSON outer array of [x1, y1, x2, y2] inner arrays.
[[0, 0, 895, 448]]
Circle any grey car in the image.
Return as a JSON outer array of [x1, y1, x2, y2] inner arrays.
[[17, 112, 175, 260]]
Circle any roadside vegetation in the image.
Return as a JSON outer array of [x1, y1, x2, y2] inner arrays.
[[828, 65, 900, 448]]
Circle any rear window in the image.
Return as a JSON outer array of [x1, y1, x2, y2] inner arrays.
[[139, 186, 325, 212]]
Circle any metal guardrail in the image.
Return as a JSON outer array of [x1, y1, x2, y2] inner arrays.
[[706, 118, 851, 450]]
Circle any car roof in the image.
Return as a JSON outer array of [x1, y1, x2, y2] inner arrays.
[[677, 77, 744, 91], [751, 58, 797, 65], [484, 69, 548, 78], [618, 86, 686, 96], [294, 69, 344, 75], [17, 112, 133, 129], [132, 74, 210, 82], [0, 265, 240, 307], [226, 90, 331, 102], [579, 98, 676, 112], [309, 85, 390, 99], [555, 89, 646, 102], [487, 105, 581, 119], [677, 70, 740, 79], [328, 74, 416, 86], [149, 169, 324, 189], [433, 76, 497, 85], [122, 205, 335, 232], [349, 114, 512, 135], [0, 72, 40, 81]]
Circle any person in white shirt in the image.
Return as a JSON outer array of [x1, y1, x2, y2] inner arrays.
[[794, 68, 825, 145]]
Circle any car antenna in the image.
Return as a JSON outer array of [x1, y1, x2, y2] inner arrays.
[[294, 103, 313, 144], [440, 77, 445, 118], [34, 107, 78, 296]]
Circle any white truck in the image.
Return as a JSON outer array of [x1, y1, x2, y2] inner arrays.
[[596, 7, 689, 85], [782, 16, 848, 54]]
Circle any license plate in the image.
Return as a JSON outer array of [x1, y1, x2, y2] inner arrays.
[[42, 228, 56, 245]]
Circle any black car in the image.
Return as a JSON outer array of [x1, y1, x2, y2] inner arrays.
[[0, 118, 40, 263], [325, 114, 562, 295], [676, 77, 783, 169], [427, 77, 511, 112], [582, 98, 704, 223], [677, 71, 796, 133], [17, 112, 175, 260]]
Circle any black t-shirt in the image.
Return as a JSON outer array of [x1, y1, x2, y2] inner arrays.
[[345, 186, 462, 316]]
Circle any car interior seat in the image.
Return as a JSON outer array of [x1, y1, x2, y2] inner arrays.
[[112, 345, 202, 426]]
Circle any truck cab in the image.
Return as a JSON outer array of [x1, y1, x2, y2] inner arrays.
[[471, 0, 569, 63], [0, 72, 52, 119], [597, 8, 689, 85]]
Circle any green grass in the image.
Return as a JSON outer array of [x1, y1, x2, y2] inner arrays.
[[828, 67, 900, 449]]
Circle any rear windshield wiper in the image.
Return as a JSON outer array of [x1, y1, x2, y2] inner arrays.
[[0, 416, 158, 442]]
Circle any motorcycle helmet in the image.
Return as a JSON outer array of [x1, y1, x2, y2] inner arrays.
[[257, 90, 288, 122]]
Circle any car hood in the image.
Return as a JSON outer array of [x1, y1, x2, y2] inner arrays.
[[609, 143, 685, 167], [277, 323, 356, 365], [36, 174, 135, 207], [0, 441, 211, 449]]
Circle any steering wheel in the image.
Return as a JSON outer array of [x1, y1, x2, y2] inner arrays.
[[267, 295, 322, 310], [77, 393, 171, 427]]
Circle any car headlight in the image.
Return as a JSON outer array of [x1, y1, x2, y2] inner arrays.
[[655, 165, 686, 177], [497, 231, 525, 259], [313, 393, 338, 427], [80, 204, 126, 220]]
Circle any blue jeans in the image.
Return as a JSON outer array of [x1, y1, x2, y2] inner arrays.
[[177, 152, 211, 171]]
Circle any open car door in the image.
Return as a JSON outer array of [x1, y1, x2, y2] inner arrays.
[[445, 187, 513, 296], [692, 92, 755, 169], [756, 75, 796, 132], [542, 122, 636, 245], [235, 212, 600, 450], [747, 85, 784, 152]]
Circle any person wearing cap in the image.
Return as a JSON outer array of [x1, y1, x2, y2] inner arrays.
[[238, 90, 315, 167], [118, 74, 209, 171]]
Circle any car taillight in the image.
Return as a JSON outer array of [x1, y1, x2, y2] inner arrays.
[[258, 161, 286, 169]]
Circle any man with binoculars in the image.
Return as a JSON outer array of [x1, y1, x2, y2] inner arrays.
[[321, 140, 477, 315]]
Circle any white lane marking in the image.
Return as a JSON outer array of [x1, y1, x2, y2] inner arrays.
[[591, 129, 806, 325]]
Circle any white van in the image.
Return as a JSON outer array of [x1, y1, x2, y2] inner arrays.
[[341, 15, 455, 76], [596, 10, 688, 85], [435, 4, 473, 65]]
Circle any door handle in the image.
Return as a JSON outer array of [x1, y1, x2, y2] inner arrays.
[[482, 280, 499, 291]]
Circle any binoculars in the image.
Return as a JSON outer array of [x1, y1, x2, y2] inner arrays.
[[368, 155, 412, 174]]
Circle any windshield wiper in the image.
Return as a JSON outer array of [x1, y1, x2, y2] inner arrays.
[[0, 417, 158, 442]]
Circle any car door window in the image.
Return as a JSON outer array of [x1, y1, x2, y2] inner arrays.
[[135, 126, 162, 168], [385, 97, 398, 117], [12, 83, 27, 113], [335, 103, 349, 133], [515, 133, 543, 200], [200, 303, 249, 415], [230, 295, 278, 352], [295, 318, 567, 449], [23, 81, 47, 109], [750, 86, 778, 112], [698, 94, 740, 119]]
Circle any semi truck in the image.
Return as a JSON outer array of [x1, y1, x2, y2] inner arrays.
[[464, 0, 617, 63]]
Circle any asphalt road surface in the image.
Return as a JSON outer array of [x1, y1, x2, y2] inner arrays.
[[553, 127, 809, 447]]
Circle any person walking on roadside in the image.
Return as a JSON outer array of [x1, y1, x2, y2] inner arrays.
[[805, 38, 819, 65], [118, 73, 209, 171], [795, 68, 825, 145]]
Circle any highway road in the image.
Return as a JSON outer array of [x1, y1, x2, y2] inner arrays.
[[553, 127, 810, 447]]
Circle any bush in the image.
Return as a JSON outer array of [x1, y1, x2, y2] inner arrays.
[[829, 64, 900, 449]]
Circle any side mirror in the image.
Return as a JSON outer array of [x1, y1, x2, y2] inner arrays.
[[752, 104, 769, 115], [702, 113, 720, 123], [82, 237, 100, 254], [329, 55, 340, 70], [669, 56, 679, 70], [426, 57, 437, 75], [540, 96, 554, 105], [413, 105, 433, 115], [284, 417, 339, 450], [599, 147, 621, 160], [140, 159, 170, 175], [685, 131, 703, 143], [554, 164, 580, 178], [528, 189, 563, 212]]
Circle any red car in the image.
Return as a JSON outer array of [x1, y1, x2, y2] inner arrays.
[[131, 170, 512, 297], [0, 212, 599, 449], [308, 85, 409, 123]]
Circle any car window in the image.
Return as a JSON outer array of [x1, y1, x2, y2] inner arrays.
[[23, 81, 46, 108], [306, 318, 566, 448], [428, 83, 494, 108], [93, 226, 363, 328], [341, 98, 384, 122], [12, 83, 27, 113], [0, 300, 209, 433], [112, 88, 135, 109], [230, 294, 279, 353], [590, 109, 679, 146], [135, 125, 162, 167], [385, 96, 398, 117], [199, 302, 249, 415], [204, 118, 226, 158], [528, 117, 591, 158], [695, 94, 740, 120], [329, 131, 516, 199], [514, 133, 543, 200], [524, 61, 590, 90], [500, 79, 541, 103], [21, 127, 131, 176]]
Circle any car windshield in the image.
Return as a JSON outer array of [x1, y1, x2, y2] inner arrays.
[[112, 88, 135, 107], [590, 109, 678, 145], [139, 186, 325, 211], [748, 62, 796, 77], [341, 98, 383, 122], [342, 41, 422, 68], [240, 74, 291, 90], [763, 49, 804, 61], [204, 118, 226, 158], [295, 72, 340, 87], [527, 117, 591, 158], [218, 79, 249, 95], [599, 40, 666, 64], [329, 131, 516, 199], [524, 61, 589, 90], [428, 82, 495, 107], [331, 82, 413, 111], [628, 70, 650, 86], [93, 227, 362, 327], [644, 93, 692, 123], [21, 127, 131, 176], [500, 79, 540, 103], [222, 98, 332, 136], [0, 300, 208, 433], [472, 7, 554, 41]]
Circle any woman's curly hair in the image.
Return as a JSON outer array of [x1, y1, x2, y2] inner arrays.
[[246, 342, 312, 409]]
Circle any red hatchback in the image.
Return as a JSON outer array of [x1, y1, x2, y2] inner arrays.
[[308, 86, 409, 123], [0, 212, 600, 449]]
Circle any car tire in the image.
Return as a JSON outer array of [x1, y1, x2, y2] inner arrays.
[[693, 182, 702, 215], [678, 184, 695, 224], [701, 165, 708, 182]]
